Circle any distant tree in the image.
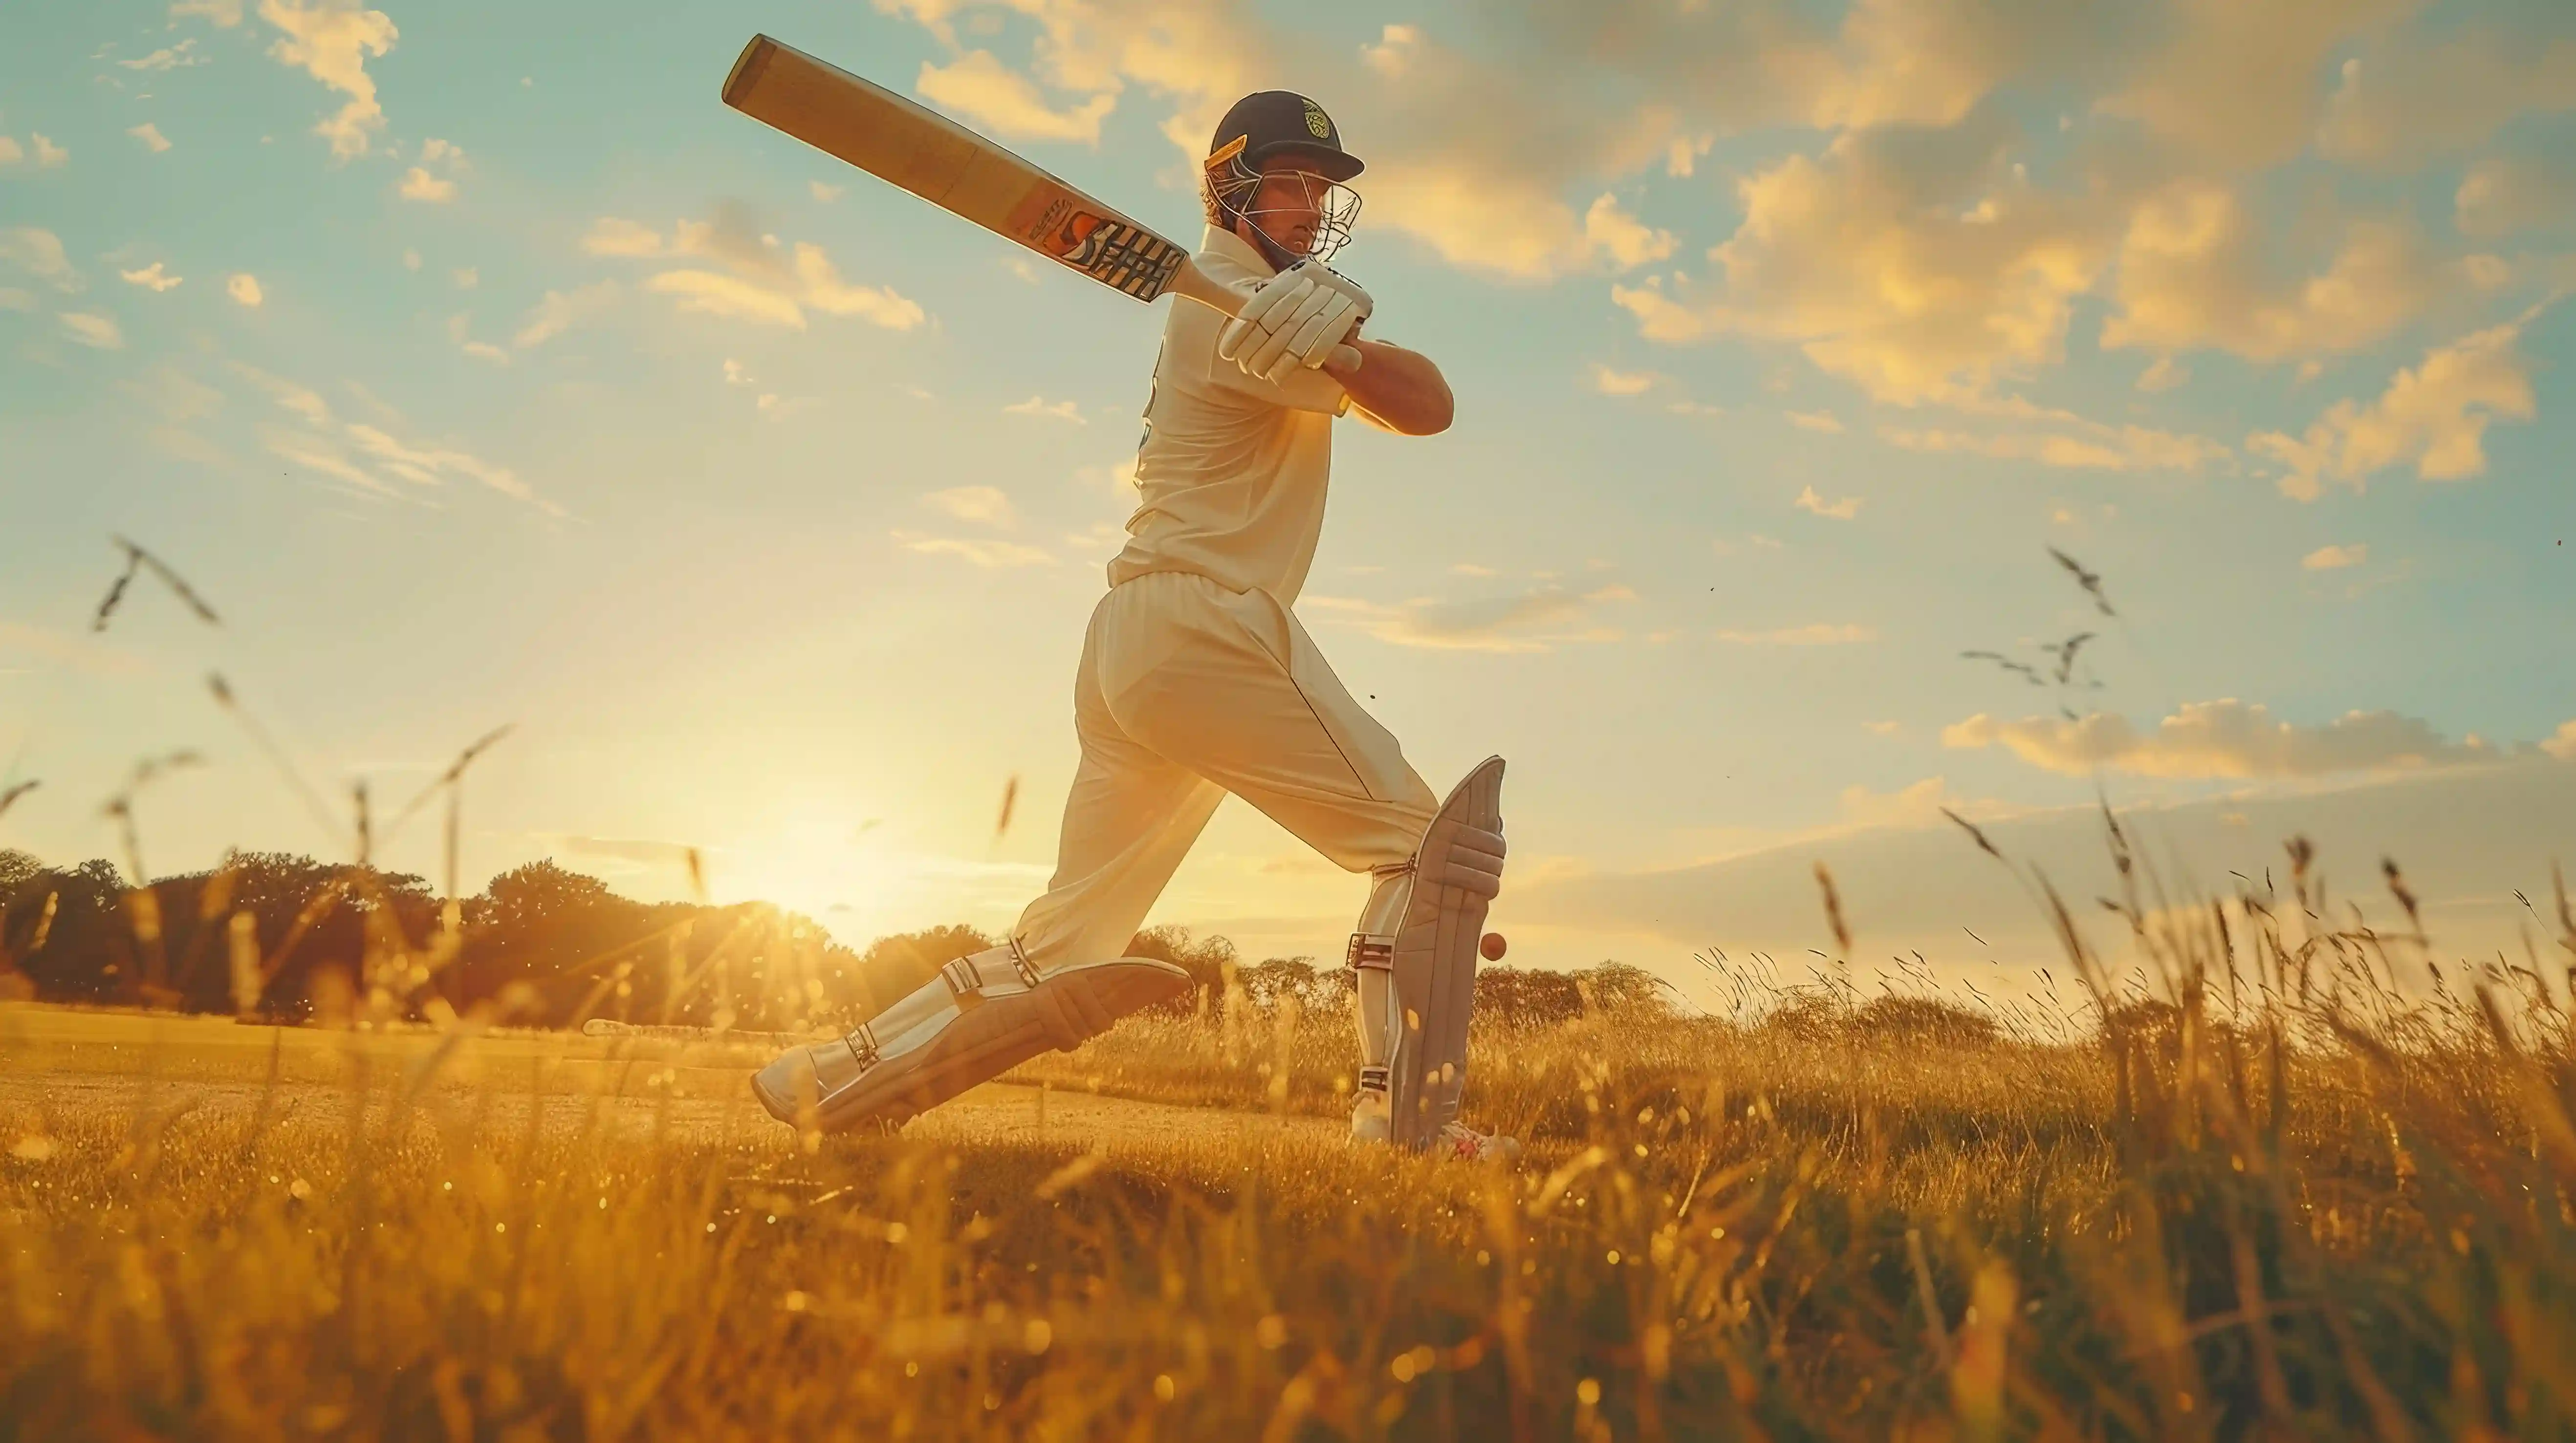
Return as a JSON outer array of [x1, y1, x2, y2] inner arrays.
[[4, 859, 134, 1003], [1236, 956, 1344, 1012], [1852, 994, 2000, 1048], [1579, 962, 1672, 1013], [838, 923, 997, 1019], [1474, 967, 1585, 1026], [1127, 926, 1244, 1016], [0, 848, 40, 898]]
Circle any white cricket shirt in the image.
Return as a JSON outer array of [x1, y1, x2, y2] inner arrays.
[[1106, 226, 1353, 605]]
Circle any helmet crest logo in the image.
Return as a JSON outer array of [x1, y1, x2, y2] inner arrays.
[[1302, 99, 1332, 139]]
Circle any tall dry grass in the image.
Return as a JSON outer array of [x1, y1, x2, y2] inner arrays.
[[2, 828, 2572, 1440]]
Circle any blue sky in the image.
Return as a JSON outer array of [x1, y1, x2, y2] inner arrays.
[[3, 0, 2572, 991]]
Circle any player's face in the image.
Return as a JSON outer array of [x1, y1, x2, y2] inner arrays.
[[1246, 157, 1330, 253]]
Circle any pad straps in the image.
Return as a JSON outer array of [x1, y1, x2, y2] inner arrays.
[[939, 936, 1041, 1007]]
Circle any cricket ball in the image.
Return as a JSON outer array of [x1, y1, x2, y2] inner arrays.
[[1479, 932, 1507, 961]]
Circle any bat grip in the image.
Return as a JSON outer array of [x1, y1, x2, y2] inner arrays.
[[1171, 258, 1363, 373]]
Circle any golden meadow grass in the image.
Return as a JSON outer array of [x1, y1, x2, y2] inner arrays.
[[4, 839, 2575, 1441]]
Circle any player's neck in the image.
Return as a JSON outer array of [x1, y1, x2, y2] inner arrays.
[[1232, 220, 1302, 275]]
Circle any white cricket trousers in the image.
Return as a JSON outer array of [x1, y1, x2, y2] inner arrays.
[[1013, 570, 1440, 974]]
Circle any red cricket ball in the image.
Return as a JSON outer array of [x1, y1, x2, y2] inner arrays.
[[1479, 932, 1507, 961]]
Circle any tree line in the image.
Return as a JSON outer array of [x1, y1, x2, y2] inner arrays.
[[0, 847, 1665, 1032]]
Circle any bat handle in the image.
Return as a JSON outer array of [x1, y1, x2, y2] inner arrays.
[[1170, 258, 1363, 373]]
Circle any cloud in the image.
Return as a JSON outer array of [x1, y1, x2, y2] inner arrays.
[[397, 136, 464, 201], [808, 180, 842, 203], [589, 213, 925, 332], [1617, 115, 2111, 404], [0, 133, 69, 169], [2097, 0, 2412, 168], [259, 0, 399, 159], [646, 270, 807, 327], [1516, 760, 2576, 974], [916, 50, 1118, 143], [1589, 363, 1658, 396], [1583, 194, 1675, 270], [2249, 310, 2542, 501], [127, 123, 174, 154], [170, 0, 244, 22], [0, 289, 31, 311], [234, 360, 553, 510], [891, 530, 1055, 568], [226, 273, 262, 306], [0, 228, 81, 292], [398, 167, 454, 202], [261, 423, 392, 496], [921, 485, 1018, 527], [512, 281, 620, 347], [1943, 698, 2503, 779], [2301, 542, 2367, 571], [120, 364, 223, 422], [917, 487, 1015, 533], [2136, 355, 2189, 392], [119, 39, 208, 71], [1794, 485, 1861, 519], [1304, 583, 1636, 653], [1715, 623, 1876, 646], [2545, 722, 2576, 763], [1877, 422, 2229, 474], [1787, 409, 1843, 433], [2455, 152, 2576, 239], [792, 243, 926, 326], [1876, 390, 2233, 473], [1004, 396, 1086, 424], [2318, 23, 2576, 169], [581, 217, 665, 258], [229, 362, 335, 425], [119, 262, 182, 292], [1836, 776, 1991, 831], [58, 312, 124, 349], [460, 340, 509, 365], [2099, 185, 2442, 364], [452, 267, 477, 289]]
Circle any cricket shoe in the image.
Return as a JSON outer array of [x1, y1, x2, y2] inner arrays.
[[1349, 1088, 1391, 1144]]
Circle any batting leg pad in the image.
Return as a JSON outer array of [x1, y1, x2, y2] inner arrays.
[[1388, 755, 1506, 1150], [749, 941, 1189, 1132]]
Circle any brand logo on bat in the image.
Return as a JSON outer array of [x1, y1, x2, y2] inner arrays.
[[1024, 198, 1185, 299]]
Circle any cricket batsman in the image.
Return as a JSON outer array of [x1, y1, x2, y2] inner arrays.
[[754, 91, 1512, 1158]]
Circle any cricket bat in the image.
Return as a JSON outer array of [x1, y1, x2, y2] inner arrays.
[[720, 34, 1358, 369]]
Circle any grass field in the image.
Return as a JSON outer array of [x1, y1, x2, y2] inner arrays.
[[5, 859, 2576, 1443]]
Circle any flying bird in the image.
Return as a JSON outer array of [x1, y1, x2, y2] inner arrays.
[[2048, 547, 2116, 617], [2048, 631, 2096, 684], [1961, 650, 2045, 685]]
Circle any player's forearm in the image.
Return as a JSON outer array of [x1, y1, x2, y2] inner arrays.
[[1326, 339, 1453, 436]]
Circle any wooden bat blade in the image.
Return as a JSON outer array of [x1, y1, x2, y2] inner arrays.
[[723, 34, 1190, 303], [721, 36, 1357, 368]]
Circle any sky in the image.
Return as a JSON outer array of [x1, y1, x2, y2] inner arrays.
[[3, 0, 2573, 1005]]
